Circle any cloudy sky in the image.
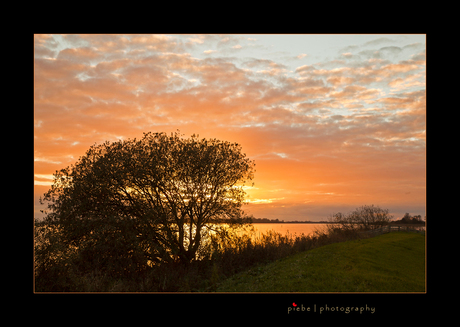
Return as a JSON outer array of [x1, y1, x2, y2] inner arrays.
[[34, 34, 426, 221]]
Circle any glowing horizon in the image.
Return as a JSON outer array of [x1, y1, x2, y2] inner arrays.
[[34, 34, 426, 221]]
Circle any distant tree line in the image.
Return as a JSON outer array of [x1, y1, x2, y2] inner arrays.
[[249, 217, 327, 223], [250, 217, 285, 223], [391, 213, 425, 225]]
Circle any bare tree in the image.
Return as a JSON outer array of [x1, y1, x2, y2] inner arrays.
[[329, 205, 392, 231]]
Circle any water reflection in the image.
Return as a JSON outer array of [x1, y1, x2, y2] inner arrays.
[[248, 223, 328, 239]]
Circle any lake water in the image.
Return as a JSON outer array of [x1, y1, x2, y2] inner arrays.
[[244, 223, 425, 239], [248, 223, 328, 238]]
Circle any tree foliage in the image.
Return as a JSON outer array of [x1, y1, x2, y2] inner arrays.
[[393, 213, 423, 224], [329, 205, 392, 231], [37, 131, 255, 280]]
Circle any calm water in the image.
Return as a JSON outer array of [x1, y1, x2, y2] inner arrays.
[[249, 223, 328, 238], [245, 223, 425, 239]]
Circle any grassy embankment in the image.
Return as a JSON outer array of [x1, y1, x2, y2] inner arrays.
[[216, 232, 425, 292]]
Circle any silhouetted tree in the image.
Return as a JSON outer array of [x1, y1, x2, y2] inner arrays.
[[38, 131, 255, 277], [398, 213, 423, 224], [413, 215, 422, 222], [330, 205, 392, 230], [402, 213, 412, 223]]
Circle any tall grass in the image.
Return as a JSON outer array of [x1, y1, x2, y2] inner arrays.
[[35, 223, 362, 292]]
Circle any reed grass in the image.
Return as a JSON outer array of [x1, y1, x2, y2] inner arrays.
[[35, 223, 364, 292]]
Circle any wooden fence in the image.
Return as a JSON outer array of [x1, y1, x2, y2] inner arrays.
[[361, 225, 425, 236]]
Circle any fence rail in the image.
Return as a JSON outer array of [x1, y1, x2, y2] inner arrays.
[[360, 225, 425, 236]]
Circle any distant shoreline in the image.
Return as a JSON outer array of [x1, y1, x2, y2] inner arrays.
[[250, 221, 426, 225], [389, 222, 426, 226], [250, 221, 329, 224]]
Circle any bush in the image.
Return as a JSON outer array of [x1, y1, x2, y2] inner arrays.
[[35, 220, 363, 292], [329, 205, 392, 231]]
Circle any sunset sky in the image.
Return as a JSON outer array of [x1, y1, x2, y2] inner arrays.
[[34, 34, 426, 221]]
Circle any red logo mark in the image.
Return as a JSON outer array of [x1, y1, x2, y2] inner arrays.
[[293, 303, 297, 307]]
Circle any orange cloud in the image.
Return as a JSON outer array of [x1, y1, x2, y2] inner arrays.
[[34, 34, 426, 221]]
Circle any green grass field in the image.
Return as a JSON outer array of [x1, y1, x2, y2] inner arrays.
[[216, 232, 425, 292]]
